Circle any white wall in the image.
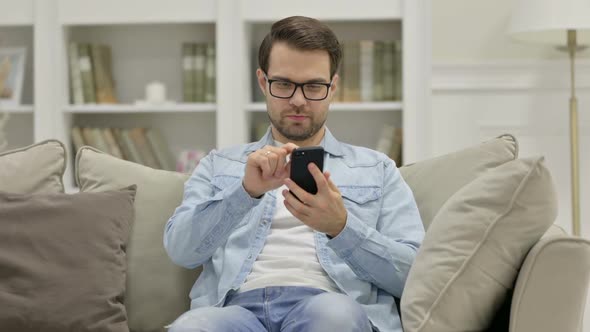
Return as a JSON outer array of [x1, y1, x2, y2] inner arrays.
[[432, 0, 590, 61], [432, 1, 590, 330]]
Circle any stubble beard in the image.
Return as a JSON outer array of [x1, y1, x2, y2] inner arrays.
[[268, 110, 326, 142]]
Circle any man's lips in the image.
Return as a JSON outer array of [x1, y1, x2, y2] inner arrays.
[[286, 115, 308, 121]]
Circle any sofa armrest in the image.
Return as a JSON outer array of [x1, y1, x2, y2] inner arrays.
[[510, 226, 590, 332]]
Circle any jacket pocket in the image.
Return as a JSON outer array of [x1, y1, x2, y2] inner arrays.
[[339, 185, 382, 227], [211, 175, 241, 194], [339, 185, 381, 204]]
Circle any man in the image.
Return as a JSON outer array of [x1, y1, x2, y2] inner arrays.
[[164, 16, 424, 332]]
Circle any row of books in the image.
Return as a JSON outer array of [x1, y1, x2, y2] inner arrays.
[[182, 42, 216, 103], [69, 43, 117, 104], [375, 124, 403, 166], [336, 40, 402, 102], [71, 126, 176, 171], [252, 39, 402, 103]]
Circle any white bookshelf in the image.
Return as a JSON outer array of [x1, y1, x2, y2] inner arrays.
[[0, 6, 35, 150], [2, 0, 431, 188]]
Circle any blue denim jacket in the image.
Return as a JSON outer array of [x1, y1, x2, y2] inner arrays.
[[164, 127, 425, 332]]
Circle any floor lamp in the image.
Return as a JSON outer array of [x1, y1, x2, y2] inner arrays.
[[508, 0, 590, 236]]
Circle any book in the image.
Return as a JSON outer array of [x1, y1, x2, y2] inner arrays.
[[91, 44, 117, 104], [205, 42, 216, 102], [382, 41, 395, 101], [78, 43, 96, 104], [128, 127, 160, 169], [182, 43, 195, 102], [70, 126, 86, 153], [102, 127, 124, 159], [372, 41, 385, 101], [112, 128, 133, 162], [145, 128, 176, 171], [359, 40, 375, 102], [342, 41, 360, 102], [389, 127, 403, 166], [120, 129, 144, 165], [68, 43, 84, 104], [194, 43, 207, 102]]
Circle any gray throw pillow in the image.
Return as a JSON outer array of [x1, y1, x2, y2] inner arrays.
[[0, 186, 136, 332]]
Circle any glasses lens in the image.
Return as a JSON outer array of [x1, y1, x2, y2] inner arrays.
[[303, 84, 329, 100], [270, 81, 296, 98]]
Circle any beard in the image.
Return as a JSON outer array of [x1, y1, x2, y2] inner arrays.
[[268, 109, 327, 142]]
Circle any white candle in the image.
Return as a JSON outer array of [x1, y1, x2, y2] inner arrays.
[[146, 81, 166, 104]]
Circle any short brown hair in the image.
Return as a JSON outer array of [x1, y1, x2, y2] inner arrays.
[[258, 16, 342, 79]]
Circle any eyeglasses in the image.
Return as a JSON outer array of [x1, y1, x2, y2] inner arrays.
[[264, 73, 332, 101]]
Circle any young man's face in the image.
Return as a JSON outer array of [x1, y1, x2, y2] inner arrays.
[[257, 42, 338, 144]]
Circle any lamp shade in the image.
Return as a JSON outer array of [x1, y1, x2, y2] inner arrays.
[[508, 0, 590, 44]]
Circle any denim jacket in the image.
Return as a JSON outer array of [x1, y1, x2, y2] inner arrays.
[[164, 127, 425, 332]]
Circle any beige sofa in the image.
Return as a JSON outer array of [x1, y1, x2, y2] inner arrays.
[[0, 134, 589, 332]]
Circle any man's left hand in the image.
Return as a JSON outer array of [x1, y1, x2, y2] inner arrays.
[[282, 163, 347, 238]]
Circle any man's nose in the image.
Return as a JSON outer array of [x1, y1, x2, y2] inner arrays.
[[289, 86, 307, 107]]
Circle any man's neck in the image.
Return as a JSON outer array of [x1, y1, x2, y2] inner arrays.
[[271, 127, 325, 147]]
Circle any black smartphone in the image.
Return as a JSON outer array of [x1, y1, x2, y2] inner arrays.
[[290, 146, 324, 195]]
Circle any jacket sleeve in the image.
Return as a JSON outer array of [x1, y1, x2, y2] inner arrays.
[[163, 151, 263, 269], [327, 158, 425, 298]]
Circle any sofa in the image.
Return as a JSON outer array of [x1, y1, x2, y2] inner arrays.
[[0, 134, 589, 332]]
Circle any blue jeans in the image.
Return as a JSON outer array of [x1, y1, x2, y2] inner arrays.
[[167, 286, 375, 332]]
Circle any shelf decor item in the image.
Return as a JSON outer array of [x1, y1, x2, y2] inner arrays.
[[508, 0, 590, 236], [0, 47, 26, 107]]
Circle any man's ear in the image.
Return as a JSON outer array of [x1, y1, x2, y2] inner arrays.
[[329, 73, 339, 101], [256, 68, 267, 96]]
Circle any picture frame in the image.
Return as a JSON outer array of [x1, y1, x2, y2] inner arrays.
[[0, 47, 26, 107]]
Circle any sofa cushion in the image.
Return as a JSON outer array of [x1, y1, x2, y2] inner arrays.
[[76, 146, 199, 332], [0, 186, 136, 332], [0, 139, 66, 194], [400, 134, 518, 229], [401, 156, 557, 332]]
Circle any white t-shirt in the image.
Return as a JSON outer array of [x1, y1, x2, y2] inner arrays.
[[238, 140, 339, 293]]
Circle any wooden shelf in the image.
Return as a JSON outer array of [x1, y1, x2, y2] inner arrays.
[[246, 102, 403, 112], [64, 103, 216, 114]]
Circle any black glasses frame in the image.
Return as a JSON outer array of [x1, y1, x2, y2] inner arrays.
[[264, 74, 332, 101]]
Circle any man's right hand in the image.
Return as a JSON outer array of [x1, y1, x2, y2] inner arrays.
[[243, 143, 298, 198]]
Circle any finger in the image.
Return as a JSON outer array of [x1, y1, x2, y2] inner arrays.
[[283, 189, 310, 218], [283, 178, 313, 207], [262, 146, 289, 177], [256, 153, 274, 179], [273, 151, 287, 178], [282, 142, 299, 155], [308, 163, 329, 194]]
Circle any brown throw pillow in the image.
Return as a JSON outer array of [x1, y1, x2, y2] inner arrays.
[[0, 186, 137, 332]]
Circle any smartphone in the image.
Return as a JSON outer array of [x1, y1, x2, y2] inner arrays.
[[290, 146, 324, 195]]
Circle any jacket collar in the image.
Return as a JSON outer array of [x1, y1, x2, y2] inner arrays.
[[245, 126, 344, 157]]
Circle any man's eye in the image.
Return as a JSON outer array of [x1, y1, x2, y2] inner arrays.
[[306, 84, 323, 91], [275, 81, 293, 89]]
